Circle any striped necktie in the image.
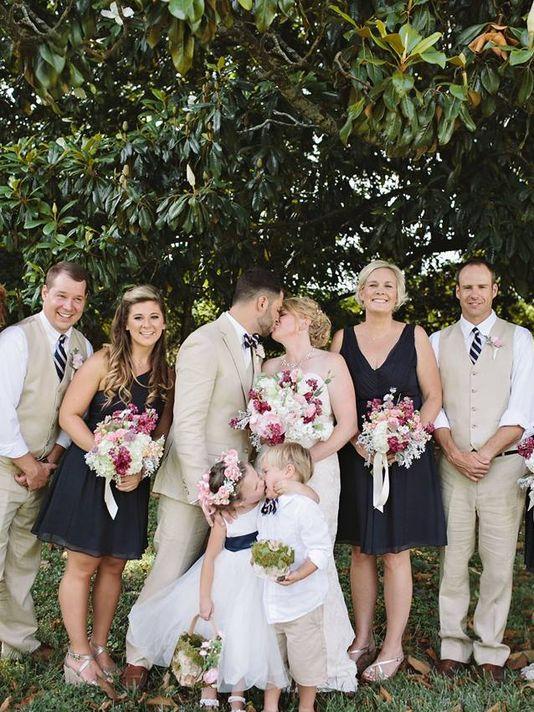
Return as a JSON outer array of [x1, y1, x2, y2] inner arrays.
[[469, 326, 482, 364], [54, 334, 68, 381]]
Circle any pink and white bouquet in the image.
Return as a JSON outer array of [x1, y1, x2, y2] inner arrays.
[[85, 404, 165, 519], [518, 436, 534, 515], [230, 369, 333, 448], [357, 388, 433, 512]]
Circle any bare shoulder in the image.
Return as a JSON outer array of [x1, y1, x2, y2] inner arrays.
[[262, 356, 283, 375], [413, 324, 430, 344]]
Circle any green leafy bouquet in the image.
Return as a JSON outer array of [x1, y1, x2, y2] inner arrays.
[[251, 539, 295, 581]]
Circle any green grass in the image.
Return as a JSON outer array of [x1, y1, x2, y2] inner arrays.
[[1, 498, 532, 712]]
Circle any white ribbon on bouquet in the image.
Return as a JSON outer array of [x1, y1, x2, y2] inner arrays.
[[372, 451, 390, 512], [104, 479, 119, 519]]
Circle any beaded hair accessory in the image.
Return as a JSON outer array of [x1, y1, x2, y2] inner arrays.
[[197, 449, 245, 518]]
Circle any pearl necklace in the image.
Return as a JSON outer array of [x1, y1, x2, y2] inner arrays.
[[280, 348, 315, 370]]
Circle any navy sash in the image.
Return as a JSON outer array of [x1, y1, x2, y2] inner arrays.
[[224, 531, 258, 552]]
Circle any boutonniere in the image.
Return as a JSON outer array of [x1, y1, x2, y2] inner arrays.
[[69, 347, 85, 373], [255, 343, 265, 359], [484, 335, 503, 360]]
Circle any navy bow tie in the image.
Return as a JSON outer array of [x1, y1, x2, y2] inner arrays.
[[243, 333, 260, 350], [261, 498, 278, 515]]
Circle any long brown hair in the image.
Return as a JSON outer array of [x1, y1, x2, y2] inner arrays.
[[101, 285, 172, 406]]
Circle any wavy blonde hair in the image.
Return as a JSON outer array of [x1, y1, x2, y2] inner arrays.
[[356, 260, 407, 310], [257, 443, 313, 484], [282, 296, 331, 348], [101, 285, 172, 406]]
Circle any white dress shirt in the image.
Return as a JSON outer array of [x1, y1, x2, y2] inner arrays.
[[225, 311, 252, 368], [257, 493, 332, 624], [0, 311, 93, 458], [430, 310, 534, 432]]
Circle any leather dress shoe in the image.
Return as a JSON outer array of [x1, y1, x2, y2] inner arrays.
[[31, 643, 54, 662], [436, 659, 468, 677], [121, 663, 149, 691], [477, 663, 505, 683]]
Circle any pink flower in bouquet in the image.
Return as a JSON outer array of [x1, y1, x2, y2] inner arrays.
[[111, 446, 132, 477], [519, 437, 534, 460], [388, 436, 407, 453], [203, 668, 218, 685]]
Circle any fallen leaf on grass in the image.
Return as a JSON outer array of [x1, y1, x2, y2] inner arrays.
[[146, 696, 177, 708], [522, 681, 534, 690], [98, 701, 113, 712], [162, 671, 171, 689], [409, 673, 433, 689], [379, 686, 393, 702], [522, 649, 534, 662], [407, 655, 432, 675], [425, 647, 438, 661], [448, 705, 462, 712], [507, 651, 529, 669], [485, 703, 507, 712], [0, 698, 12, 712]]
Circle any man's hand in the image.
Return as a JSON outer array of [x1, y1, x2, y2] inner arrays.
[[15, 460, 56, 491], [45, 444, 65, 466], [448, 450, 490, 482]]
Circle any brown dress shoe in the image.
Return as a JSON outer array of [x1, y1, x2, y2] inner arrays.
[[436, 659, 468, 677], [30, 643, 55, 662], [478, 663, 505, 683], [121, 663, 149, 691]]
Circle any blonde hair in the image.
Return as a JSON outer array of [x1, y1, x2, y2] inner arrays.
[[101, 285, 172, 406], [282, 296, 331, 348], [356, 260, 407, 310], [257, 442, 313, 484]]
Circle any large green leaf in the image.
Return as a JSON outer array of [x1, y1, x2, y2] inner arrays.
[[418, 49, 446, 68], [410, 32, 442, 57], [399, 24, 422, 54], [255, 0, 278, 32], [509, 48, 534, 66], [39, 45, 66, 74], [392, 71, 415, 96]]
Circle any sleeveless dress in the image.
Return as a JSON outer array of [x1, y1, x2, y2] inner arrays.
[[33, 373, 163, 560], [285, 372, 357, 693], [337, 325, 447, 554], [127, 504, 290, 692]]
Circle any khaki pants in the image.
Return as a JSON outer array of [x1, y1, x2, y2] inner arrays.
[[126, 494, 208, 667], [0, 464, 44, 658], [439, 454, 524, 666], [273, 606, 327, 687]]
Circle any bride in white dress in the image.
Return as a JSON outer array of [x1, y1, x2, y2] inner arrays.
[[262, 296, 359, 692]]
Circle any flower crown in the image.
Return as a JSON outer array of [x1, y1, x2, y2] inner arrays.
[[197, 449, 245, 517]]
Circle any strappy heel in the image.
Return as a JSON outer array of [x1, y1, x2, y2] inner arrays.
[[229, 696, 246, 710], [348, 638, 377, 673], [361, 654, 405, 683], [64, 649, 117, 699], [199, 699, 219, 708], [89, 637, 117, 678]]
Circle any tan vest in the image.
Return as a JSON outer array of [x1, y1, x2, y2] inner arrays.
[[439, 317, 516, 451], [2, 315, 88, 464]]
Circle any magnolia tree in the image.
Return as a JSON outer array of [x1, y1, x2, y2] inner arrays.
[[0, 1, 532, 342]]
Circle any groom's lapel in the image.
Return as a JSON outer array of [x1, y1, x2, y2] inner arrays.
[[217, 314, 251, 401]]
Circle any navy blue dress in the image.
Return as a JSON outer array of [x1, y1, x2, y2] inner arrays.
[[33, 373, 163, 560], [337, 325, 447, 554]]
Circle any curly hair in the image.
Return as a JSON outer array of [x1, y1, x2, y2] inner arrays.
[[282, 296, 331, 348], [101, 285, 172, 406]]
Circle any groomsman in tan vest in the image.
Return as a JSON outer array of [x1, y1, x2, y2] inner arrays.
[[123, 268, 283, 689], [0, 261, 91, 659], [430, 258, 534, 682]]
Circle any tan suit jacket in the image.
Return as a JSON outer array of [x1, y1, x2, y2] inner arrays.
[[153, 313, 261, 504]]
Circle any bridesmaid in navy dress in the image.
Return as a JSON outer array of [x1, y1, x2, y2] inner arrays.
[[331, 260, 446, 683], [34, 286, 173, 693]]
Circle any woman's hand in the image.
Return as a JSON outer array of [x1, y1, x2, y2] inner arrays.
[[116, 472, 143, 492], [353, 440, 396, 466], [199, 597, 214, 620]]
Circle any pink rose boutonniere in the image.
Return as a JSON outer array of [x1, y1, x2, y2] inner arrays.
[[69, 347, 85, 373], [484, 334, 503, 360]]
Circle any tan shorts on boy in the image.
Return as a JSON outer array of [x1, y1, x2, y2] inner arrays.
[[273, 605, 327, 687]]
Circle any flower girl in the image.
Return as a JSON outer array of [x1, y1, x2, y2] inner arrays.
[[128, 450, 291, 710]]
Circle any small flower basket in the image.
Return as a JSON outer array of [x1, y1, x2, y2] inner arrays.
[[250, 539, 295, 581], [171, 615, 223, 688]]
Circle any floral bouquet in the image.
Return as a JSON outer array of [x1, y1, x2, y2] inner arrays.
[[357, 388, 433, 512], [230, 369, 333, 448], [171, 615, 223, 688], [251, 539, 295, 581], [85, 404, 165, 519], [518, 436, 534, 515]]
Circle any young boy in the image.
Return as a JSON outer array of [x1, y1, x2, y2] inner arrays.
[[257, 442, 332, 712]]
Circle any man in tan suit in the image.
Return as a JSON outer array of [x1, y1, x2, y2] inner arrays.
[[430, 258, 534, 682], [0, 261, 90, 659], [123, 268, 283, 688]]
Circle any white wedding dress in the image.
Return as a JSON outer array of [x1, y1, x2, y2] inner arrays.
[[294, 372, 358, 692]]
